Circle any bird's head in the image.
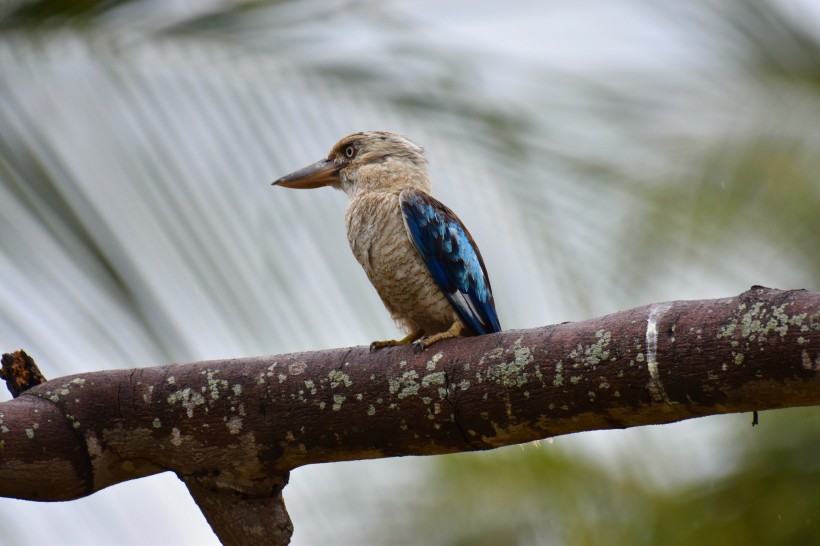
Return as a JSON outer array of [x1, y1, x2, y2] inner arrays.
[[273, 131, 431, 196]]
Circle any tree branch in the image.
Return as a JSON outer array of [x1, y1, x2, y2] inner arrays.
[[1, 286, 818, 545]]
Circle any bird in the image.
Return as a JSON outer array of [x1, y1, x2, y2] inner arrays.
[[272, 131, 501, 351]]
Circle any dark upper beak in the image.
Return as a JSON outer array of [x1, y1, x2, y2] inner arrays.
[[272, 158, 340, 189]]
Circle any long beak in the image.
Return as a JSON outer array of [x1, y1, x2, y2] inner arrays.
[[272, 158, 340, 189]]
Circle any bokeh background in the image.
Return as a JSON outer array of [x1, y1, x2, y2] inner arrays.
[[1, 0, 819, 544]]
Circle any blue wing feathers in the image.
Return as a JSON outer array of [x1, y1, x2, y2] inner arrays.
[[400, 188, 501, 335]]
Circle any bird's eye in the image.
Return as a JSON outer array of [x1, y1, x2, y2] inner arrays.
[[344, 145, 356, 159]]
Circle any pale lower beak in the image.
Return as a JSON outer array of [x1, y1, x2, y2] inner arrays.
[[272, 159, 340, 189]]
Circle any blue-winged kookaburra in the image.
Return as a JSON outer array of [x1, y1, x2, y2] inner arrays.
[[273, 131, 501, 350]]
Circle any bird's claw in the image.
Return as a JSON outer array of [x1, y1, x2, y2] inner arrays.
[[412, 339, 426, 353], [370, 330, 426, 352]]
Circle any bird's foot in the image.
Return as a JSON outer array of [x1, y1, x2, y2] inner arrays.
[[411, 322, 464, 353], [369, 329, 424, 352]]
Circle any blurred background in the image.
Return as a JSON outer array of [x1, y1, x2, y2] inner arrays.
[[1, 0, 819, 544]]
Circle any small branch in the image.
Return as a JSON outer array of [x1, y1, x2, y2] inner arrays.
[[1, 349, 46, 398], [0, 286, 818, 545], [183, 474, 292, 546]]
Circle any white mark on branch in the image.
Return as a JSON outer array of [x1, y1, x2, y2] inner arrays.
[[646, 304, 672, 403]]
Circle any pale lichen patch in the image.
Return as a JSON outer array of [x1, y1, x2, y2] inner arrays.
[[367, 404, 376, 416], [203, 369, 229, 401], [167, 388, 206, 418], [65, 413, 80, 429], [802, 350, 820, 371], [553, 361, 564, 387], [226, 416, 243, 434], [86, 435, 101, 457], [426, 401, 442, 420], [485, 338, 533, 388], [720, 302, 807, 345], [390, 370, 420, 399], [170, 427, 182, 446], [152, 418, 161, 429], [257, 363, 280, 385], [332, 394, 346, 411], [426, 352, 444, 371], [328, 370, 353, 388], [143, 385, 154, 404], [582, 330, 612, 367], [485, 346, 505, 360], [734, 353, 745, 365], [421, 371, 446, 388]]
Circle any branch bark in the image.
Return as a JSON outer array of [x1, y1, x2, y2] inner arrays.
[[1, 286, 818, 545]]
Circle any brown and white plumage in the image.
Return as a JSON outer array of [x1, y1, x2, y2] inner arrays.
[[273, 131, 500, 350]]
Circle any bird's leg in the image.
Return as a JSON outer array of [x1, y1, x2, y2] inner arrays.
[[413, 321, 463, 352], [370, 329, 425, 352]]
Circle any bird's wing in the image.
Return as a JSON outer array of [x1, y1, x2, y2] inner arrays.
[[400, 188, 501, 335]]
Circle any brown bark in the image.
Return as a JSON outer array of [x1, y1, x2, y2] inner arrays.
[[1, 286, 818, 545]]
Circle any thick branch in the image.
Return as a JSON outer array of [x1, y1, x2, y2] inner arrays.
[[1, 286, 818, 544]]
